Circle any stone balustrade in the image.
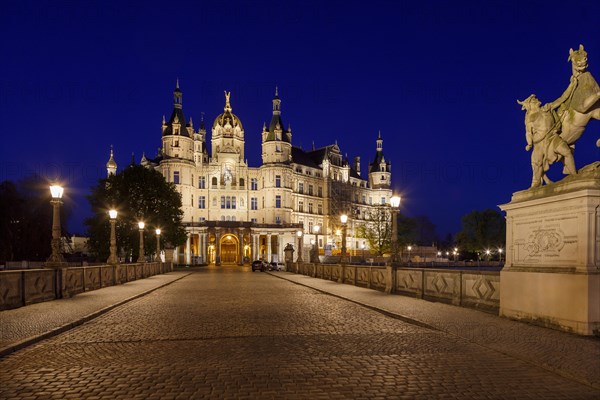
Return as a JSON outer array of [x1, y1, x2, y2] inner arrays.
[[295, 263, 500, 313], [0, 262, 172, 311]]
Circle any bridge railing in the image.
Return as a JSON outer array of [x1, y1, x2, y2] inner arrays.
[[293, 263, 500, 313], [0, 262, 172, 311]]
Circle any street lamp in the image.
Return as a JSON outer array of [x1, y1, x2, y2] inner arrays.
[[313, 225, 320, 263], [389, 195, 401, 264], [46, 185, 65, 266], [340, 214, 348, 264], [407, 245, 412, 263], [485, 249, 491, 261], [296, 230, 303, 263], [453, 247, 458, 262], [137, 221, 145, 263], [107, 209, 118, 264], [498, 248, 503, 262], [361, 242, 366, 262], [155, 228, 161, 262]]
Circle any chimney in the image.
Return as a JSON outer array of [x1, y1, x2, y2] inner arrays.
[[354, 156, 361, 176]]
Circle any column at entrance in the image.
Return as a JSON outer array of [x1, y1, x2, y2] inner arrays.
[[251, 234, 258, 261], [215, 230, 221, 266], [201, 233, 207, 264], [267, 233, 272, 262], [185, 235, 191, 265], [238, 230, 244, 266]]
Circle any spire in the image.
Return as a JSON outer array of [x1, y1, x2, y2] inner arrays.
[[376, 131, 383, 152], [130, 152, 135, 166], [272, 87, 281, 114], [162, 115, 166, 125], [141, 152, 147, 164], [173, 79, 182, 109], [106, 145, 117, 177], [188, 116, 193, 127]]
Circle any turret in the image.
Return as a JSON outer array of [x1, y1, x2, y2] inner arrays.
[[106, 145, 117, 177], [368, 131, 391, 188], [161, 80, 194, 160], [262, 87, 292, 164]]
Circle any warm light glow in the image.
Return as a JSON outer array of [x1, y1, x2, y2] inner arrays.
[[313, 225, 320, 234], [310, 239, 315, 245], [485, 249, 490, 255], [454, 247, 458, 252], [446, 251, 449, 256], [361, 243, 365, 249], [498, 248, 503, 253], [407, 246, 412, 251], [296, 230, 303, 237], [340, 214, 348, 224], [49, 185, 64, 199], [156, 228, 161, 235], [390, 195, 401, 208], [138, 221, 145, 230], [109, 209, 118, 219], [336, 229, 341, 236]]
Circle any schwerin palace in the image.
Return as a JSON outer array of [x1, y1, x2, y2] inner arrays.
[[107, 83, 393, 265]]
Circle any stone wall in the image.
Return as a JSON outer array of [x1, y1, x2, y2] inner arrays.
[[0, 262, 171, 311], [295, 263, 500, 313]]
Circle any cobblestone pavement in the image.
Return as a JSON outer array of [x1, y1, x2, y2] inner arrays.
[[1, 266, 598, 399], [272, 272, 600, 390], [0, 272, 189, 355]]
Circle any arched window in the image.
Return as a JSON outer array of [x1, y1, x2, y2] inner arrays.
[[212, 177, 218, 187]]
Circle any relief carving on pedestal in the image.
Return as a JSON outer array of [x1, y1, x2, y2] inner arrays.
[[524, 227, 566, 258]]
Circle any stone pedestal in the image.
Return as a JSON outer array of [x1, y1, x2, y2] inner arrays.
[[499, 163, 600, 335]]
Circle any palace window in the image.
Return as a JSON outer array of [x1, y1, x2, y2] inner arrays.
[[251, 218, 257, 223], [298, 201, 304, 213], [308, 185, 313, 196], [309, 203, 314, 214], [173, 171, 180, 184], [275, 195, 281, 208], [199, 176, 205, 189], [251, 197, 258, 210], [239, 178, 245, 187], [212, 177, 218, 187], [318, 186, 322, 197], [232, 196, 236, 209], [275, 216, 281, 224], [251, 178, 258, 190], [317, 204, 322, 215], [381, 197, 386, 205], [275, 175, 281, 188], [198, 196, 206, 209], [308, 221, 313, 234]]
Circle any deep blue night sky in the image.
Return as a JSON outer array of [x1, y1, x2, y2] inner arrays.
[[1, 0, 599, 237]]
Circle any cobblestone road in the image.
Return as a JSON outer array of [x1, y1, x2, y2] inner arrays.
[[1, 266, 598, 399]]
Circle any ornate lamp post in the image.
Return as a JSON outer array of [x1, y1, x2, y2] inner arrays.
[[340, 214, 348, 264], [107, 209, 118, 264], [155, 228, 162, 262], [313, 225, 321, 264], [46, 185, 65, 266], [407, 245, 412, 263], [137, 221, 145, 263], [389, 195, 401, 264], [296, 230, 303, 263]]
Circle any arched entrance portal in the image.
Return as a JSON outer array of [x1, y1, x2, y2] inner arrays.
[[220, 234, 239, 264]]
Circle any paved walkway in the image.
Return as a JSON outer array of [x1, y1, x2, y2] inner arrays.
[[271, 271, 600, 389], [0, 271, 190, 356], [0, 267, 598, 398]]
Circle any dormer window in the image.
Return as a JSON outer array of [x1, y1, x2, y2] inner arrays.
[[174, 127, 180, 135]]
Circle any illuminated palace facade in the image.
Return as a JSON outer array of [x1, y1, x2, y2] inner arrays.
[[125, 83, 393, 264]]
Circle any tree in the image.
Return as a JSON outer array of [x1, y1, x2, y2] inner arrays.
[[85, 165, 187, 261], [355, 206, 392, 256], [455, 209, 505, 255]]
